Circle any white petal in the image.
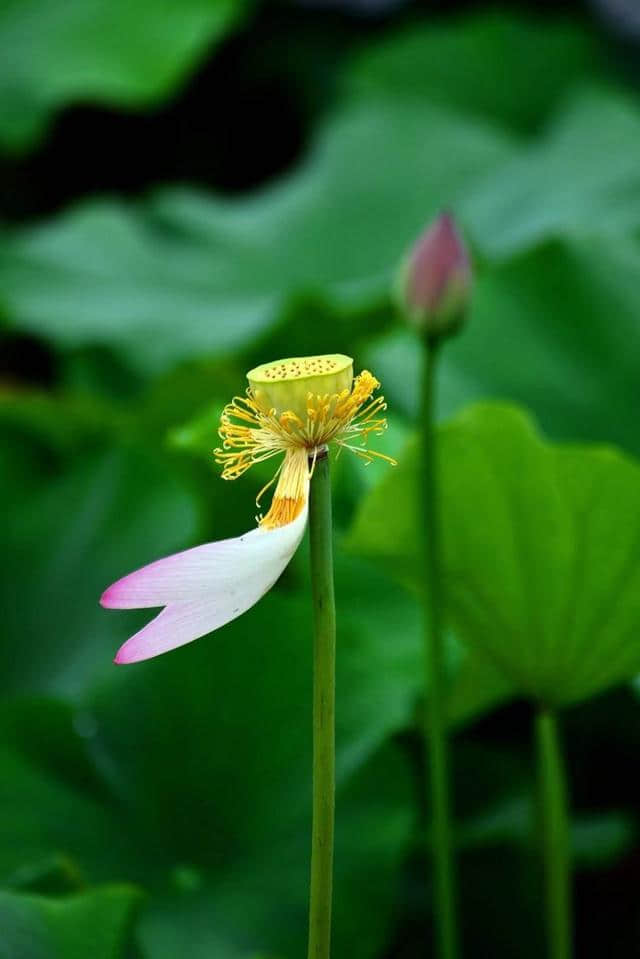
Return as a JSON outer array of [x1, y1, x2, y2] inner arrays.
[[104, 503, 308, 664], [101, 505, 307, 608]]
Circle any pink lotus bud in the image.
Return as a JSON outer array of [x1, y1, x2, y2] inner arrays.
[[396, 212, 472, 339]]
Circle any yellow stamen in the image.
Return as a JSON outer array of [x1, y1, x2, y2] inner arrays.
[[214, 366, 396, 529], [259, 448, 309, 529]]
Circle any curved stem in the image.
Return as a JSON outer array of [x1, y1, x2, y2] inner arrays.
[[421, 340, 458, 959], [307, 451, 336, 959], [536, 708, 572, 959]]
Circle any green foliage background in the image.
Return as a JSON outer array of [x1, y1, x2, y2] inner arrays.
[[2, 2, 640, 957]]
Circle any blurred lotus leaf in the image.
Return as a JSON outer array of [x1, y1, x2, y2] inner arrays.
[[0, 884, 141, 959], [461, 89, 640, 259], [0, 0, 248, 152], [349, 402, 640, 706], [0, 435, 199, 696], [0, 98, 512, 373], [348, 11, 604, 132], [0, 616, 415, 957]]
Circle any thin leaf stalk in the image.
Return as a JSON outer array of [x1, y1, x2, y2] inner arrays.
[[536, 707, 572, 959], [421, 339, 459, 959]]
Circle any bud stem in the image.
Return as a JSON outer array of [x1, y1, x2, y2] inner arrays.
[[421, 340, 459, 959], [536, 707, 572, 959], [307, 451, 336, 959]]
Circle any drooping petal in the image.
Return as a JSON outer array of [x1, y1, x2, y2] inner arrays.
[[101, 511, 303, 609], [114, 599, 225, 664], [104, 503, 308, 664]]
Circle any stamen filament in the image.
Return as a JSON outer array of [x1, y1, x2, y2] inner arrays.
[[214, 370, 395, 528]]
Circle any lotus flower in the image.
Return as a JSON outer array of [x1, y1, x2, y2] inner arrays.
[[101, 354, 394, 664]]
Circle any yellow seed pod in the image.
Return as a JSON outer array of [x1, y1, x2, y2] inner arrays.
[[247, 354, 354, 420]]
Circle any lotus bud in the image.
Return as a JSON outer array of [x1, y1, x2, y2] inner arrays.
[[396, 212, 472, 340]]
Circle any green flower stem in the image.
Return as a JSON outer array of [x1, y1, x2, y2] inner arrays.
[[421, 340, 458, 959], [307, 450, 336, 959], [536, 708, 572, 959]]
